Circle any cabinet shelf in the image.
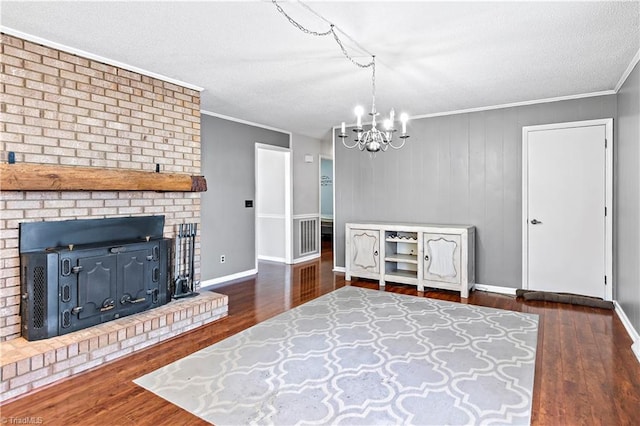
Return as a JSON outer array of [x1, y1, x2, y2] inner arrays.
[[384, 254, 418, 264], [385, 269, 418, 280]]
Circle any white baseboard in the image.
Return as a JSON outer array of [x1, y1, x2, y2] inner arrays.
[[199, 268, 258, 288], [333, 266, 346, 273], [292, 253, 320, 264], [472, 283, 517, 296], [257, 255, 286, 263], [614, 301, 640, 364]]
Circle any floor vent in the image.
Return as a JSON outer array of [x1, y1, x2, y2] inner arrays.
[[299, 218, 318, 256]]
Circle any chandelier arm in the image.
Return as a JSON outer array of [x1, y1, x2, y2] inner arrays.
[[388, 139, 406, 150], [341, 138, 360, 149]]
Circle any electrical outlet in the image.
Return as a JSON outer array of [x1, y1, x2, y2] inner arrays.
[[220, 255, 225, 263]]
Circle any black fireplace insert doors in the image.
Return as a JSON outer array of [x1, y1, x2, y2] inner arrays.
[[19, 216, 170, 341]]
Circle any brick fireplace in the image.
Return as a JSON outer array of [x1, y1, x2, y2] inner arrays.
[[0, 33, 228, 400]]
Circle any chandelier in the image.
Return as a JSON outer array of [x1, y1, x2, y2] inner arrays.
[[338, 56, 409, 153], [272, 0, 409, 155]]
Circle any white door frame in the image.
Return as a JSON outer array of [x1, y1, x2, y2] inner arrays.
[[522, 118, 613, 300], [255, 143, 293, 266]]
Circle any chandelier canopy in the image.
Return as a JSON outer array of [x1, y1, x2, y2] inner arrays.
[[272, 0, 409, 156]]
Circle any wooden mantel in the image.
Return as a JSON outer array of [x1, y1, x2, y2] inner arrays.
[[0, 163, 207, 192]]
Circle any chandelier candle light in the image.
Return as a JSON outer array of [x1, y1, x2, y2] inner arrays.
[[272, 0, 409, 155]]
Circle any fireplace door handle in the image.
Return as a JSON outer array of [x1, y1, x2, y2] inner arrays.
[[71, 266, 83, 274], [100, 299, 115, 311], [120, 294, 146, 305], [71, 306, 83, 315]]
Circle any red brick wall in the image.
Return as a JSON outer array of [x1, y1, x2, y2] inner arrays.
[[0, 33, 202, 341]]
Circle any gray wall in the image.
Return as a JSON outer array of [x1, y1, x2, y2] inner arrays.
[[616, 62, 640, 333], [321, 135, 333, 157], [335, 95, 617, 288], [201, 114, 289, 280], [292, 133, 322, 216]]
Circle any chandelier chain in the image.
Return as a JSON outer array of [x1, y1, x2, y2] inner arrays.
[[271, 0, 332, 37], [272, 0, 375, 69], [297, 1, 374, 55]]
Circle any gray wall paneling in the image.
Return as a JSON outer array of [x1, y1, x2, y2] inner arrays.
[[616, 62, 640, 333], [335, 95, 617, 288], [292, 133, 322, 216], [200, 114, 289, 281]]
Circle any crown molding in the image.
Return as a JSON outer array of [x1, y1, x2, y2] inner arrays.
[[614, 48, 640, 93], [409, 90, 617, 121], [200, 110, 292, 136], [1, 26, 204, 92], [333, 90, 617, 130]]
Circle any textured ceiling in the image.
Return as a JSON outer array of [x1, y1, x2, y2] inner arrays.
[[1, 1, 639, 139]]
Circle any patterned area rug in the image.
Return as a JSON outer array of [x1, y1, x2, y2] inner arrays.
[[135, 286, 538, 425]]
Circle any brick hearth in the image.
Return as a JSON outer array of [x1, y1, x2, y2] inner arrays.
[[0, 291, 228, 402]]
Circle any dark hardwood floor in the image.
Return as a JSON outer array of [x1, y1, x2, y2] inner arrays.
[[2, 241, 639, 425]]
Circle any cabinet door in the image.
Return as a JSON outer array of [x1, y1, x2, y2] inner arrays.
[[349, 229, 380, 275], [423, 233, 461, 284]]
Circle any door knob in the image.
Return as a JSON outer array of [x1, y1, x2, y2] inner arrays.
[[530, 219, 542, 225]]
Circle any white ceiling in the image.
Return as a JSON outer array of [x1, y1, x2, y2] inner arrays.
[[2, 1, 639, 139]]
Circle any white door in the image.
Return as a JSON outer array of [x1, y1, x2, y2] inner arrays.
[[523, 120, 612, 299]]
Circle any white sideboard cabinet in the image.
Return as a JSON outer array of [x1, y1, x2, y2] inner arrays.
[[345, 223, 475, 298]]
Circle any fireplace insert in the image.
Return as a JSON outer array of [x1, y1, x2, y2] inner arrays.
[[20, 216, 170, 341]]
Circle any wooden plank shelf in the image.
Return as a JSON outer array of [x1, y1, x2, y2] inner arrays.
[[0, 163, 207, 192]]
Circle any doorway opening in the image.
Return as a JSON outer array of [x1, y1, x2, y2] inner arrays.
[[319, 155, 333, 254], [255, 143, 292, 264]]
